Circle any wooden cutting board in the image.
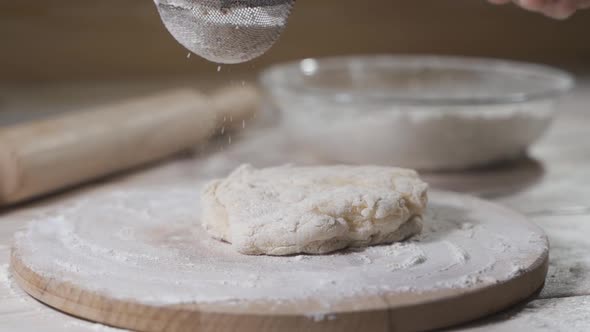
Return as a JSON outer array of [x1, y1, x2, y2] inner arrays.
[[10, 187, 548, 332]]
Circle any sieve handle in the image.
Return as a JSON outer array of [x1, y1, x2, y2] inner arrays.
[[0, 86, 259, 205]]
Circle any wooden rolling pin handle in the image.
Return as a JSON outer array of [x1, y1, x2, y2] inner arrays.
[[0, 86, 260, 205]]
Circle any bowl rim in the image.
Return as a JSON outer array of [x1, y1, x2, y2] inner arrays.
[[259, 54, 575, 106]]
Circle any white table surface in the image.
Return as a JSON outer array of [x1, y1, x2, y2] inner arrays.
[[0, 77, 588, 332]]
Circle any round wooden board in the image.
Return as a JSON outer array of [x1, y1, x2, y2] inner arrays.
[[10, 189, 548, 332]]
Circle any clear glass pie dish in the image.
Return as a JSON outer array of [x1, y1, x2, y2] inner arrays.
[[259, 55, 574, 170]]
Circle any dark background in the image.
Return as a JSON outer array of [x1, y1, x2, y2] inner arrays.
[[2, 0, 589, 82]]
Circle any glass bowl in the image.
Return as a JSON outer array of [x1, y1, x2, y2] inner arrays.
[[259, 55, 574, 170]]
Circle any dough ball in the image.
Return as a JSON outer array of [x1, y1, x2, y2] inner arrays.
[[201, 164, 428, 255]]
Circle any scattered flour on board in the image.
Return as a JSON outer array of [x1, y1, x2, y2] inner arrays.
[[444, 241, 471, 265], [11, 187, 548, 319]]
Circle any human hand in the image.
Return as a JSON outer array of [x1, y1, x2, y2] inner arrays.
[[488, 0, 590, 19]]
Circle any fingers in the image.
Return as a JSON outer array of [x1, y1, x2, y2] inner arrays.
[[539, 0, 578, 19], [488, 0, 584, 19], [516, 0, 549, 11]]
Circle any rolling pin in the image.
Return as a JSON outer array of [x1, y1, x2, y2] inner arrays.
[[0, 86, 260, 205]]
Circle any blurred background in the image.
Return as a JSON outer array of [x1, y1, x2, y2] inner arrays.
[[2, 0, 589, 82]]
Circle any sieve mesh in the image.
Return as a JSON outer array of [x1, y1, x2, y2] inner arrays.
[[155, 0, 295, 64]]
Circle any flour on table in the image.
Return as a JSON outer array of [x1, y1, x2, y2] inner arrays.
[[64, 320, 125, 331], [201, 164, 428, 255], [0, 264, 10, 284]]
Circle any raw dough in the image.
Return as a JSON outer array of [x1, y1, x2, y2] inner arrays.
[[201, 164, 428, 255]]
